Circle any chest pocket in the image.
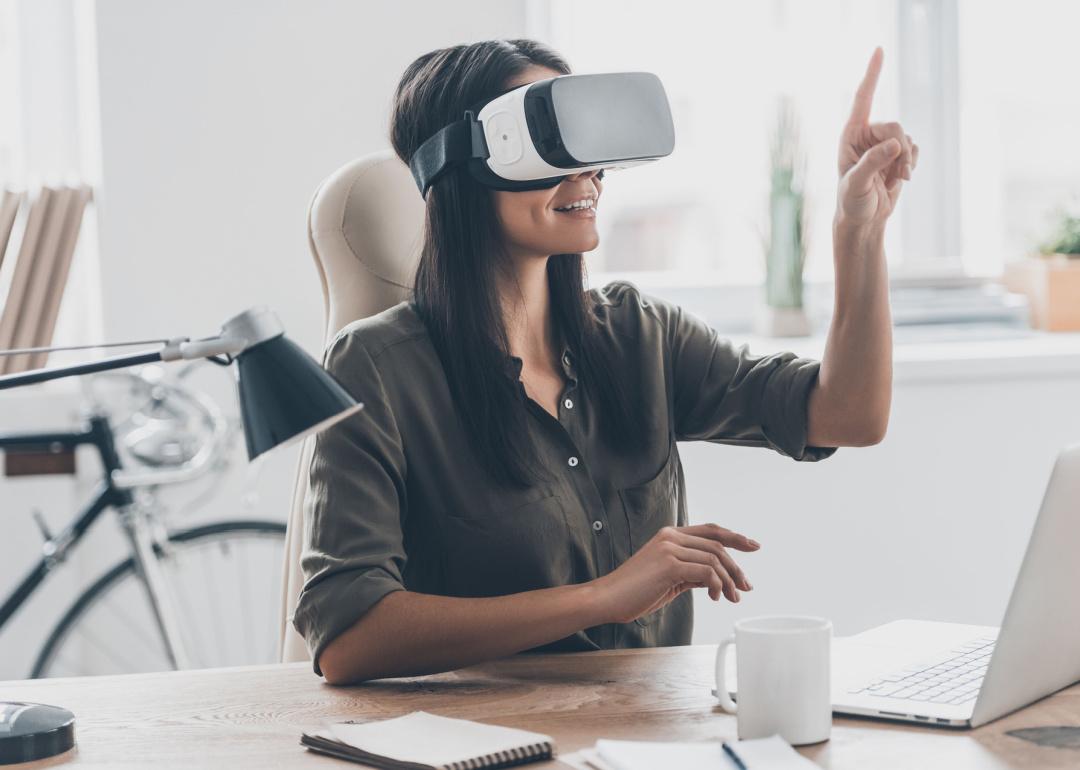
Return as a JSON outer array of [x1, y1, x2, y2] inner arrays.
[[440, 492, 578, 597], [617, 438, 680, 626]]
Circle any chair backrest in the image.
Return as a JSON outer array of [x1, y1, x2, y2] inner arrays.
[[278, 150, 424, 664]]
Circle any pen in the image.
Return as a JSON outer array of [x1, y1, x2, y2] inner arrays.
[[722, 741, 748, 770]]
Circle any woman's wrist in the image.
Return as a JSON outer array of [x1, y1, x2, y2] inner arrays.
[[831, 214, 889, 320], [832, 214, 885, 257], [575, 578, 615, 627]]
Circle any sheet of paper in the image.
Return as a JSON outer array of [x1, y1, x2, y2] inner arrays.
[[559, 747, 618, 770], [594, 739, 741, 770], [730, 735, 821, 768], [590, 735, 819, 770]]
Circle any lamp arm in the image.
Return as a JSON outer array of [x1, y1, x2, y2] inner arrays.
[[0, 348, 167, 391], [0, 333, 253, 392], [0, 307, 285, 392]]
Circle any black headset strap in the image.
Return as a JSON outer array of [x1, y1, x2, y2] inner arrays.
[[409, 111, 489, 197]]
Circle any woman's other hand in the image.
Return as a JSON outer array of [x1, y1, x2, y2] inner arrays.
[[591, 523, 760, 624], [836, 47, 919, 235]]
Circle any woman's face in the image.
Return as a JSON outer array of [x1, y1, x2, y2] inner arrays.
[[492, 66, 604, 261]]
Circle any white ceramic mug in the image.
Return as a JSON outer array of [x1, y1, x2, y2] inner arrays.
[[714, 615, 832, 745]]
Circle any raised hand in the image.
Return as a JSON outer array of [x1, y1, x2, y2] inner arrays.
[[836, 47, 919, 231]]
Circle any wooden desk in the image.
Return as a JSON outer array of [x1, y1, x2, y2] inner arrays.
[[4, 645, 1078, 769]]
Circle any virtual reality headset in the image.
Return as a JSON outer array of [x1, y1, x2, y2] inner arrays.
[[408, 71, 675, 197]]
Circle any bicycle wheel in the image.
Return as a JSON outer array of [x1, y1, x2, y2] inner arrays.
[[32, 520, 287, 678]]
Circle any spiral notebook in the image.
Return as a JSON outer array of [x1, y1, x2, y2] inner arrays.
[[300, 711, 555, 769]]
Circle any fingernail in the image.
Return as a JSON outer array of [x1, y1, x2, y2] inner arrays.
[[748, 539, 761, 548], [746, 581, 754, 590]]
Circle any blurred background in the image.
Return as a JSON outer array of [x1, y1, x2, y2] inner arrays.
[[1, 0, 1078, 680]]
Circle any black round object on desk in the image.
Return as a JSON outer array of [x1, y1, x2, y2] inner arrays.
[[0, 702, 75, 764]]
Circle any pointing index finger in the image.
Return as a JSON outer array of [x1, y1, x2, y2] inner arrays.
[[848, 46, 883, 128]]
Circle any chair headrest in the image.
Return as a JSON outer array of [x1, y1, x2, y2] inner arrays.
[[307, 150, 425, 344]]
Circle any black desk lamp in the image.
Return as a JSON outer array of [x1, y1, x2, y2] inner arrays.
[[0, 307, 362, 764]]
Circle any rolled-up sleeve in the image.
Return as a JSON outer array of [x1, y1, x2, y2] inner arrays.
[[651, 293, 836, 462], [291, 330, 408, 675]]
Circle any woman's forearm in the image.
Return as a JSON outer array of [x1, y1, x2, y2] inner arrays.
[[318, 582, 608, 685], [807, 221, 893, 447]]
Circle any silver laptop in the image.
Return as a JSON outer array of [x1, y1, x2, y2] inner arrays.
[[725, 443, 1080, 728], [834, 442, 1080, 727]]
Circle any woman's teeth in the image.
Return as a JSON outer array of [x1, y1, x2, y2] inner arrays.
[[554, 199, 596, 212]]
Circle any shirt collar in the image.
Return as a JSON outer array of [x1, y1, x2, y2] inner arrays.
[[558, 341, 577, 382], [502, 339, 577, 383], [504, 354, 525, 379]]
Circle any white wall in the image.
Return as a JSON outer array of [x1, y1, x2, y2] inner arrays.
[[91, 0, 528, 353]]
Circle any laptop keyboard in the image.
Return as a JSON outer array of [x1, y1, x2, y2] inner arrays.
[[848, 636, 996, 706]]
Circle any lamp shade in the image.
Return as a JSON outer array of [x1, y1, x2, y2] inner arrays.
[[234, 334, 362, 460]]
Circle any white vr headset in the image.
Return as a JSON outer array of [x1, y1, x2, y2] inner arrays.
[[409, 71, 676, 197]]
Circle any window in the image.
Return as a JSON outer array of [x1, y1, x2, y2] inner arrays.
[[531, 0, 1080, 286], [956, 0, 1080, 276]]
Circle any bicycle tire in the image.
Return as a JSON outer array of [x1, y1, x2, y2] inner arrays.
[[31, 519, 286, 678]]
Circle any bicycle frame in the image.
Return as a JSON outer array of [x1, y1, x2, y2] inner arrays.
[[0, 415, 131, 631], [0, 413, 195, 669]]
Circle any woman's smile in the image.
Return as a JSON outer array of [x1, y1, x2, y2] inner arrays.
[[551, 192, 598, 221], [553, 203, 596, 220]]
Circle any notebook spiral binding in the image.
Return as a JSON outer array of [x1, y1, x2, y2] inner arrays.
[[444, 740, 553, 769]]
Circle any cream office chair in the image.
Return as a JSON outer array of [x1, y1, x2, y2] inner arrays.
[[277, 150, 425, 664]]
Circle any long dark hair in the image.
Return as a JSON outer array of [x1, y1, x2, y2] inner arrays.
[[389, 39, 641, 487]]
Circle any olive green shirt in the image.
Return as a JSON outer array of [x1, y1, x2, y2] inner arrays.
[[292, 281, 835, 675]]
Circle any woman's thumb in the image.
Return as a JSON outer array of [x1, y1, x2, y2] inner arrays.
[[849, 137, 901, 191]]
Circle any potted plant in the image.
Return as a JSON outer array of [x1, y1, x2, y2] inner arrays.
[[1004, 202, 1080, 331], [755, 95, 811, 337]]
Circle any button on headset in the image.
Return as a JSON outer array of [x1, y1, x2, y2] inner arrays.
[[485, 111, 523, 164]]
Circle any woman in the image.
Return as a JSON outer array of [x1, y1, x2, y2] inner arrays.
[[293, 39, 916, 685]]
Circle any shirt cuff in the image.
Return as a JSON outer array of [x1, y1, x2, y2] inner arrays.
[[291, 568, 406, 677], [761, 357, 837, 462]]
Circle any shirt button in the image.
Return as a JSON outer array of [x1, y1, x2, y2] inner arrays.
[[567, 456, 579, 467], [564, 398, 574, 410], [592, 520, 604, 532]]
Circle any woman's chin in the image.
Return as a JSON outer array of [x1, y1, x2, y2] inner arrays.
[[552, 231, 600, 254], [547, 241, 599, 255]]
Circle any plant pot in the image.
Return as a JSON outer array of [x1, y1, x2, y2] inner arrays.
[[1003, 255, 1080, 331]]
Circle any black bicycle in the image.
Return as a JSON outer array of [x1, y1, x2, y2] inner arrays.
[[1, 363, 286, 678]]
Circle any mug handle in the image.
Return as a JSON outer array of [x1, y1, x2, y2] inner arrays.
[[714, 635, 738, 713]]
